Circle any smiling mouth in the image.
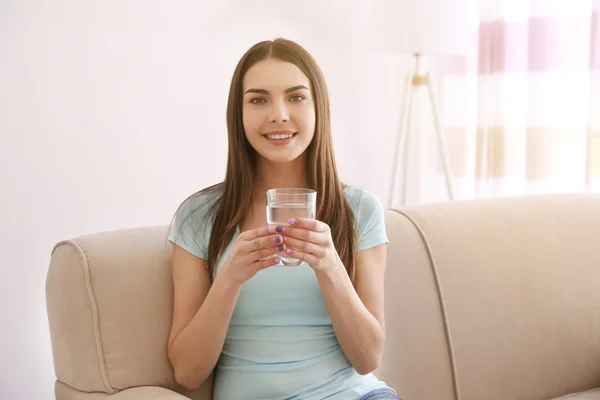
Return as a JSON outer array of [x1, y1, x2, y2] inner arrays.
[[262, 132, 298, 140]]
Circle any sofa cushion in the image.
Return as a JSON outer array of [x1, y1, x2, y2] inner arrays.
[[551, 388, 600, 399], [394, 194, 600, 400]]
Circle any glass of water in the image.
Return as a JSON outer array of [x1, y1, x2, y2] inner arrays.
[[266, 188, 317, 266]]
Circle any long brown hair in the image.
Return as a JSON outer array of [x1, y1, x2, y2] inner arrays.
[[178, 38, 357, 283]]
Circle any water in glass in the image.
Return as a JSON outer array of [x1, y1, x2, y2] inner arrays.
[[265, 188, 316, 266]]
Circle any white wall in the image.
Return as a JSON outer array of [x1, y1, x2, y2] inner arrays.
[[0, 1, 426, 398]]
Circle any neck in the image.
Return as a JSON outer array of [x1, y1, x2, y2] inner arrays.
[[253, 155, 309, 201]]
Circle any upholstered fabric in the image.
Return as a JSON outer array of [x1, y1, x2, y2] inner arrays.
[[376, 194, 600, 400], [46, 193, 600, 399], [54, 381, 192, 399], [550, 388, 600, 400], [46, 227, 212, 400]]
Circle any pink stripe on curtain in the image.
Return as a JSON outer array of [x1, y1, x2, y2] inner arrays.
[[439, 11, 599, 75], [478, 13, 599, 74], [440, 11, 599, 76], [478, 19, 523, 74]]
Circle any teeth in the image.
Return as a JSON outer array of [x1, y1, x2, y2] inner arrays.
[[266, 133, 293, 140]]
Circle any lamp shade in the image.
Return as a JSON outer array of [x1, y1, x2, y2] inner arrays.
[[366, 0, 479, 56]]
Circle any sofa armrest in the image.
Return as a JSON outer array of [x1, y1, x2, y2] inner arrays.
[[55, 380, 209, 400], [109, 387, 191, 399]]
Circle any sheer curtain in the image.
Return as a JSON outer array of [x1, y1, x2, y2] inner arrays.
[[425, 0, 600, 202]]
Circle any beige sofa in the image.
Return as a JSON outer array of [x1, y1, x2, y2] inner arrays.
[[46, 193, 600, 400]]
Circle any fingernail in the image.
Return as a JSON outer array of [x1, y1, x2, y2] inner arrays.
[[277, 245, 285, 251], [273, 257, 281, 264], [276, 225, 285, 233], [273, 236, 281, 243], [285, 249, 292, 255], [268, 226, 275, 233], [282, 235, 286, 241], [288, 218, 297, 225]]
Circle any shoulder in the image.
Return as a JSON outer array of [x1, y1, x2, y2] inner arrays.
[[168, 184, 223, 259], [343, 184, 389, 251], [343, 185, 385, 219], [176, 184, 223, 223]]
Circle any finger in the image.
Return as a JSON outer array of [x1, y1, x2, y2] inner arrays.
[[287, 218, 329, 232], [282, 247, 317, 267], [280, 228, 328, 245], [251, 243, 286, 261], [245, 234, 285, 252], [252, 255, 281, 271], [256, 252, 278, 262], [281, 236, 326, 258], [239, 225, 286, 241]]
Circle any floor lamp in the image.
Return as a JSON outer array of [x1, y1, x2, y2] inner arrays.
[[387, 53, 454, 208], [365, 0, 478, 208]]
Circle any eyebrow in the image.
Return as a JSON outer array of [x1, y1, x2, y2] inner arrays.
[[244, 85, 309, 95]]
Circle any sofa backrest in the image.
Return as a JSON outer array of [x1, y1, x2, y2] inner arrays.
[[377, 194, 600, 400], [46, 226, 212, 399], [46, 193, 600, 400]]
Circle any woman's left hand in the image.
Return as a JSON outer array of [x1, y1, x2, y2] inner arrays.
[[281, 218, 341, 271]]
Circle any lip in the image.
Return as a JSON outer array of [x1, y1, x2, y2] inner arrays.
[[262, 130, 295, 136], [262, 130, 297, 146]]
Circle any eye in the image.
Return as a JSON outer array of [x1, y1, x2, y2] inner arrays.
[[289, 95, 305, 102], [250, 98, 267, 104]]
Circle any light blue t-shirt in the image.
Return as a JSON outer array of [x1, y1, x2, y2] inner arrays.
[[169, 185, 393, 400]]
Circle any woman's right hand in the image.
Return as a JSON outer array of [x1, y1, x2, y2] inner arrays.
[[218, 225, 286, 286]]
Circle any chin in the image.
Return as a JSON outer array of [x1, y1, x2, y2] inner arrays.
[[262, 153, 302, 164], [258, 149, 306, 164]]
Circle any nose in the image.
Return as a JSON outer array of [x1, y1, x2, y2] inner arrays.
[[269, 100, 289, 123]]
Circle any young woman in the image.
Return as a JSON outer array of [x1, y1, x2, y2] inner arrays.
[[167, 38, 401, 400]]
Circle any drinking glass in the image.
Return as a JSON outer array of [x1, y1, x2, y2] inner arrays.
[[265, 188, 317, 266]]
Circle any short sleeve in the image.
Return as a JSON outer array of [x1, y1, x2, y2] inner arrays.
[[356, 190, 389, 252], [168, 191, 218, 260]]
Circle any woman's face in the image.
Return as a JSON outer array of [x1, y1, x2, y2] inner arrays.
[[242, 58, 316, 164]]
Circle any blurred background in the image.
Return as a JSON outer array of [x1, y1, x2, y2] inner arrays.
[[1, 0, 599, 398]]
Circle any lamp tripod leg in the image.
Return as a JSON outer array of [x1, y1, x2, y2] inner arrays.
[[388, 73, 414, 208], [426, 75, 454, 201], [400, 84, 417, 207]]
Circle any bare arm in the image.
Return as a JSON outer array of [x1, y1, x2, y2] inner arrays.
[[167, 227, 285, 390], [313, 245, 387, 375], [167, 245, 241, 390], [282, 217, 387, 375]]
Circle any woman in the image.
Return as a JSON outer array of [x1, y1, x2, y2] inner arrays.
[[167, 38, 401, 400]]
